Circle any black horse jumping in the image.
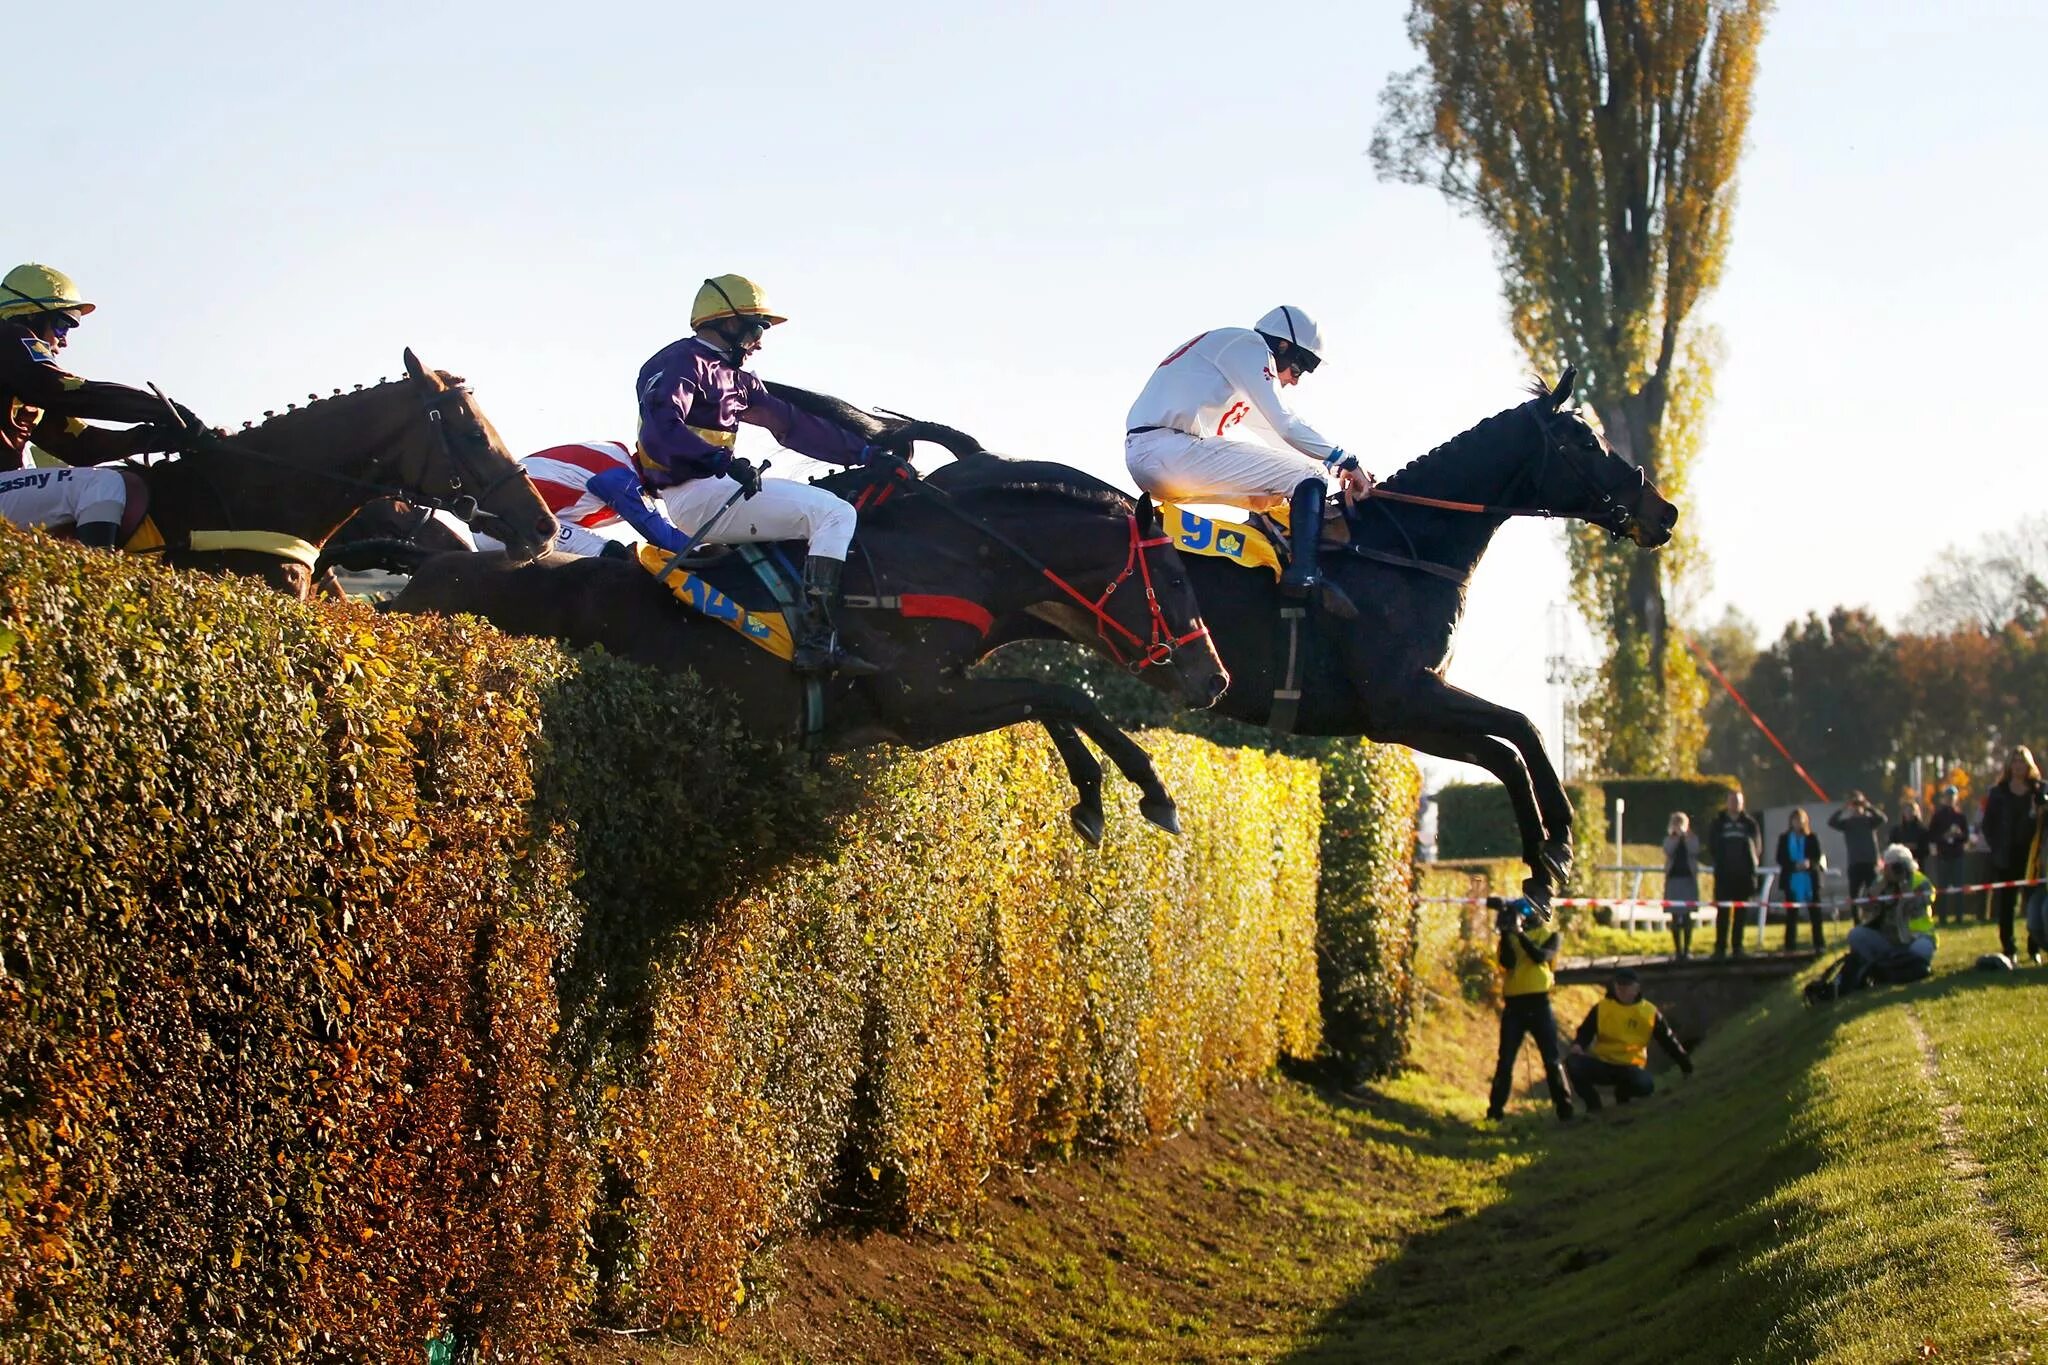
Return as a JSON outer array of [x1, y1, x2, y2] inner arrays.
[[378, 462, 1229, 840], [950, 369, 1678, 902]]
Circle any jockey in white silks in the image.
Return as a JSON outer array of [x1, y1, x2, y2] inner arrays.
[[1124, 305, 1373, 602]]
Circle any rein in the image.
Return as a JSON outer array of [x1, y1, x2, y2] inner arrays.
[[902, 480, 1211, 671]]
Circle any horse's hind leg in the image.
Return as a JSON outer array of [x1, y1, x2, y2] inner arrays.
[[879, 678, 1179, 836], [1040, 722, 1107, 845]]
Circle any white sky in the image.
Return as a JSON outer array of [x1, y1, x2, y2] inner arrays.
[[17, 1, 2046, 786]]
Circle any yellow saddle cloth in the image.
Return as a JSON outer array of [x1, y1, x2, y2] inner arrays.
[[1158, 504, 1284, 579], [635, 543, 797, 661]]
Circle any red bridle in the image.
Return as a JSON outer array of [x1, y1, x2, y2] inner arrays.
[[1038, 514, 1213, 672]]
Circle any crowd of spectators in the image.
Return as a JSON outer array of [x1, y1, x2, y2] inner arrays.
[[1660, 751, 2048, 965]]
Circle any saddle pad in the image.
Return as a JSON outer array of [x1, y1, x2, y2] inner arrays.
[[1159, 504, 1283, 579], [636, 542, 796, 661]]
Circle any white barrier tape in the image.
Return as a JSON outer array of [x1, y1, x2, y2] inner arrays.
[[1413, 875, 2047, 912]]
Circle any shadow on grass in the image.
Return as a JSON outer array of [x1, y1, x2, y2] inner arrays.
[[1279, 959, 1995, 1365]]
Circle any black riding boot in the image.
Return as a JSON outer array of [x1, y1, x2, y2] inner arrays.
[[1277, 478, 1357, 618], [792, 557, 880, 677], [75, 520, 119, 550]]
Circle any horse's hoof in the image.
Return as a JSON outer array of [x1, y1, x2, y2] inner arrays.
[[1541, 840, 1574, 889], [1521, 877, 1556, 922], [1069, 803, 1105, 846], [1140, 797, 1181, 835]]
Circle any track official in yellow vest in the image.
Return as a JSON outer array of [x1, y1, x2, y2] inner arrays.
[[1564, 967, 1693, 1113], [1485, 898, 1575, 1123]]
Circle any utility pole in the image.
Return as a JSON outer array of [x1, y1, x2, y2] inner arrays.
[[1545, 601, 1575, 780]]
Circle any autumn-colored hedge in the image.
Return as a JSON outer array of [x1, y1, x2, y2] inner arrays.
[[0, 527, 1319, 1358]]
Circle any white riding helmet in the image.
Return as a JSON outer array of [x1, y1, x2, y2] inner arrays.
[[1254, 305, 1324, 373]]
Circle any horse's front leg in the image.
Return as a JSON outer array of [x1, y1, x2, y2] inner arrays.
[[1380, 675, 1576, 889], [875, 676, 1179, 835], [1379, 723, 1556, 902]]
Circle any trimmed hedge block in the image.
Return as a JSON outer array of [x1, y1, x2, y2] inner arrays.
[[0, 527, 1321, 1356]]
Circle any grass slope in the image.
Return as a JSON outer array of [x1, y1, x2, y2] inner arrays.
[[574, 926, 2047, 1363]]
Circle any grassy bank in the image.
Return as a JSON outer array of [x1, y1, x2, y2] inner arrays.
[[596, 924, 2048, 1362]]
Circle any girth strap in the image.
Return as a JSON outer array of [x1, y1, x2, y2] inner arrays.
[[738, 544, 826, 750], [1268, 605, 1306, 736], [1340, 543, 1466, 583]]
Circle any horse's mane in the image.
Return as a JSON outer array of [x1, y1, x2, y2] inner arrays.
[[225, 373, 441, 440], [1376, 398, 1542, 501], [934, 454, 1134, 515]]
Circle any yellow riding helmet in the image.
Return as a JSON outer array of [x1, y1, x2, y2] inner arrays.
[[690, 274, 787, 331], [0, 263, 96, 321]]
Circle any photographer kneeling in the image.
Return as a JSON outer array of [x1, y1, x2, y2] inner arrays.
[[1565, 967, 1693, 1113], [1847, 844, 1938, 981], [1485, 898, 1575, 1123]]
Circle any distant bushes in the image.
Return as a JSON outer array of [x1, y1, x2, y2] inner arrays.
[[1434, 780, 1607, 862], [0, 528, 1321, 1357], [1597, 776, 1740, 849]]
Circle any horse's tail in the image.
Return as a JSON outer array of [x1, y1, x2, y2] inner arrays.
[[315, 537, 437, 578]]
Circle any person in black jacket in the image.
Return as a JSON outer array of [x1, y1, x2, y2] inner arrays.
[[1705, 789, 1763, 959], [1775, 807, 1829, 952], [1829, 792, 1888, 907], [1889, 798, 1934, 872], [1981, 747, 2043, 960], [1927, 785, 1972, 925]]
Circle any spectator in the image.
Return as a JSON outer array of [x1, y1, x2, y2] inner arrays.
[[1775, 807, 1829, 952], [1980, 746, 2043, 961], [1663, 811, 1702, 961], [1847, 844, 1937, 972], [1889, 798, 1933, 872], [1705, 789, 1763, 960], [1564, 967, 1693, 1113], [1828, 791, 1888, 906], [2024, 785, 2048, 965], [1485, 898, 1575, 1124], [1927, 784, 1971, 925]]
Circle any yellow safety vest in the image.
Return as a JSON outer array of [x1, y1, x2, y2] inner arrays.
[[1591, 998, 1660, 1068], [1502, 928, 1558, 997], [1905, 870, 1936, 936]]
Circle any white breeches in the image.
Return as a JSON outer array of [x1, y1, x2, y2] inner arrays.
[[657, 474, 856, 561], [472, 518, 612, 557], [0, 464, 127, 531], [1124, 428, 1327, 512]]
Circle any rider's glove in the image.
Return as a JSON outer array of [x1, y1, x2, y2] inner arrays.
[[127, 421, 198, 455], [599, 539, 633, 562], [726, 456, 764, 498], [1326, 449, 1361, 474]]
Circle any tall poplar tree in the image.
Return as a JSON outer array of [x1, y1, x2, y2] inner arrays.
[[1372, 0, 1770, 774]]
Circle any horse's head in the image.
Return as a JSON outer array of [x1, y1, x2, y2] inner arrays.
[[1124, 493, 1231, 708], [400, 349, 558, 564], [1526, 368, 1677, 548]]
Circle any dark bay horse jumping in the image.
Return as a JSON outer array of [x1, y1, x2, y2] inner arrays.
[[380, 463, 1229, 840], [950, 370, 1677, 902], [123, 349, 555, 598]]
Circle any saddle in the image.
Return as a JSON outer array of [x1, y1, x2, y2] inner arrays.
[[636, 539, 803, 661]]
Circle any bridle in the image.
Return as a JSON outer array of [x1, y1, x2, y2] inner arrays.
[[1365, 402, 1643, 538], [161, 379, 528, 534], [1047, 512, 1214, 672]]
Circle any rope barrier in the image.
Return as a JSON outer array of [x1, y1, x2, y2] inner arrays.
[[1413, 875, 2045, 912]]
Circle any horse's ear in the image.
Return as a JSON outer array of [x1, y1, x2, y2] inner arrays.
[[1135, 491, 1156, 530], [402, 347, 442, 392], [1548, 366, 1577, 409]]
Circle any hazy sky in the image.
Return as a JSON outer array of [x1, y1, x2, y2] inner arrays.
[[19, 1, 2046, 785]]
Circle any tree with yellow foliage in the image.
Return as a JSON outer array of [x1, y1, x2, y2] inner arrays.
[[1372, 0, 1771, 775]]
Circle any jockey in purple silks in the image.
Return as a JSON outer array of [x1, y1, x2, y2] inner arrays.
[[589, 273, 882, 676]]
